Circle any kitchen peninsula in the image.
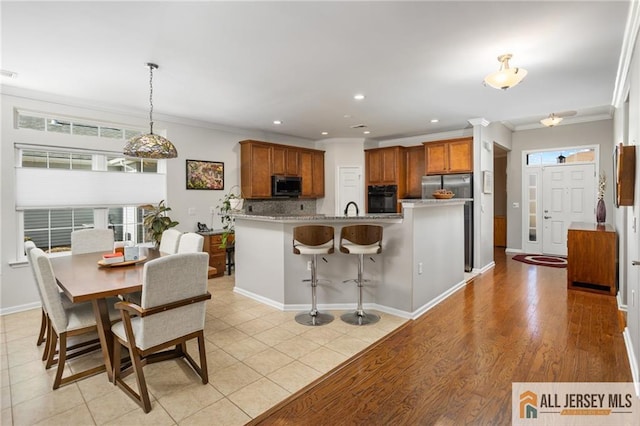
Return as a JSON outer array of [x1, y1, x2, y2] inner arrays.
[[233, 200, 468, 318]]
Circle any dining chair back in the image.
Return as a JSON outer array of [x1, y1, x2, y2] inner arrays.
[[111, 252, 211, 412], [24, 241, 48, 349], [71, 228, 115, 254], [159, 228, 182, 255], [177, 232, 204, 253], [29, 247, 107, 389]]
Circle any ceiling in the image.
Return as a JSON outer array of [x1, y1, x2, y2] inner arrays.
[[0, 1, 631, 142]]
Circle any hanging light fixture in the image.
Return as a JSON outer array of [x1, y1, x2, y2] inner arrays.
[[123, 63, 178, 159], [483, 53, 528, 90], [541, 113, 563, 127]]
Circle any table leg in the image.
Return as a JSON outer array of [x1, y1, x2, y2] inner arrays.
[[92, 298, 115, 381]]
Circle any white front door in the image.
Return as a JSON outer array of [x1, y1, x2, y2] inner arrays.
[[542, 164, 596, 255]]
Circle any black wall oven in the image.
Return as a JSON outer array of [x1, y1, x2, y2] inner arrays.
[[368, 185, 397, 213]]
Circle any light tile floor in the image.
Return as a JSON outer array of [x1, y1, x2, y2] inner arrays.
[[1, 274, 407, 425]]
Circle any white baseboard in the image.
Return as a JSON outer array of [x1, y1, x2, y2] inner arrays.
[[617, 293, 628, 312], [232, 287, 285, 310], [0, 302, 41, 316], [623, 327, 640, 397], [505, 248, 524, 254], [409, 278, 468, 320], [474, 261, 495, 275]]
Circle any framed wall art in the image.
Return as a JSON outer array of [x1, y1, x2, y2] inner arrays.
[[186, 160, 224, 190]]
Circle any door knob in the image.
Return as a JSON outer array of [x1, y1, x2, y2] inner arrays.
[[544, 216, 551, 219], [633, 260, 640, 266]]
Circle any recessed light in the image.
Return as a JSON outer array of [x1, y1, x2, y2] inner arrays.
[[321, 131, 328, 136], [353, 94, 365, 101], [273, 120, 282, 125], [363, 130, 371, 135], [430, 119, 439, 123]]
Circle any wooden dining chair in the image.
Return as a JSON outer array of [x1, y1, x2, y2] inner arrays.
[[177, 232, 204, 253], [29, 247, 119, 389], [71, 228, 115, 254], [159, 228, 182, 255], [111, 252, 211, 413]]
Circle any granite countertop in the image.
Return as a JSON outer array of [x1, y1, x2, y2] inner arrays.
[[400, 198, 473, 204], [232, 212, 403, 222]]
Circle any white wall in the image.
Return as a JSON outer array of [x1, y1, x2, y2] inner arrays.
[[507, 120, 615, 251], [0, 89, 311, 313], [316, 138, 366, 216]]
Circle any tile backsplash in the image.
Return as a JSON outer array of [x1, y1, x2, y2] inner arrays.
[[243, 198, 316, 215]]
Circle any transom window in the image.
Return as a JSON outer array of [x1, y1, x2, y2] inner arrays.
[[526, 148, 595, 166], [17, 112, 142, 140]]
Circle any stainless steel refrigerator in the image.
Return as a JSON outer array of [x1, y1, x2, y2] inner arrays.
[[422, 174, 474, 272]]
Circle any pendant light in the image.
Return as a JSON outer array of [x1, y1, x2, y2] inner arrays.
[[483, 54, 528, 90], [123, 63, 178, 159]]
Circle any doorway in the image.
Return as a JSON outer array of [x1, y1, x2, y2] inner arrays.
[[336, 166, 363, 216], [493, 146, 508, 247]]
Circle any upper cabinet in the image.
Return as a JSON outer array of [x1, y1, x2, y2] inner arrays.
[[424, 137, 473, 175], [405, 145, 425, 198], [299, 149, 325, 198], [240, 140, 272, 199], [240, 140, 325, 199], [366, 146, 406, 186], [271, 145, 299, 176]]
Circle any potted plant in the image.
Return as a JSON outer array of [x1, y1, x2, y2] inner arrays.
[[140, 200, 179, 247], [217, 186, 242, 248]]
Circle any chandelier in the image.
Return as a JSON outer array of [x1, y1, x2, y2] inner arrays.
[[123, 63, 178, 159]]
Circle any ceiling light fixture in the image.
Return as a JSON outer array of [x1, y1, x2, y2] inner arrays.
[[483, 53, 528, 90], [321, 131, 328, 136], [363, 130, 371, 135], [123, 63, 178, 159], [540, 113, 563, 127], [430, 119, 439, 123], [273, 120, 282, 125], [353, 94, 365, 100]]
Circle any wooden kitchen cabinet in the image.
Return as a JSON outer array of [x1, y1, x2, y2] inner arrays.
[[240, 140, 325, 199], [366, 146, 406, 186], [405, 145, 425, 198], [567, 222, 616, 295], [200, 232, 234, 278], [272, 145, 299, 176], [240, 140, 272, 198], [299, 149, 325, 198], [424, 137, 473, 175]]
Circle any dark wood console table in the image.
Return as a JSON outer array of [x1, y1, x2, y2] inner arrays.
[[567, 222, 616, 295]]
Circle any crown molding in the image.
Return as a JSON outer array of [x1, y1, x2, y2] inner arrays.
[[612, 0, 640, 107], [467, 118, 490, 127]]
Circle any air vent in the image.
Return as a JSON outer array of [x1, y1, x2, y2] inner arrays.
[[350, 124, 368, 129]]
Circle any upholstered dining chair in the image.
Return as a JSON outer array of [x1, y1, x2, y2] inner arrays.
[[29, 247, 119, 389], [71, 228, 115, 254], [111, 252, 211, 413], [177, 232, 204, 253], [159, 228, 182, 255], [24, 241, 49, 350]]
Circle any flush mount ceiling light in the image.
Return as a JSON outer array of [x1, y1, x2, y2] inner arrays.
[[483, 53, 528, 90], [273, 120, 282, 125], [540, 110, 576, 127], [123, 63, 178, 159], [353, 94, 365, 100], [540, 113, 563, 127]]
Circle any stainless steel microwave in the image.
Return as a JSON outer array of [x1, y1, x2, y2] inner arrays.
[[271, 175, 302, 197]]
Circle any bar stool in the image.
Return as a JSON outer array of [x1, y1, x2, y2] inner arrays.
[[340, 224, 383, 325], [293, 225, 335, 326]]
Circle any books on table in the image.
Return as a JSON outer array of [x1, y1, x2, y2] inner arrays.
[[102, 252, 124, 264]]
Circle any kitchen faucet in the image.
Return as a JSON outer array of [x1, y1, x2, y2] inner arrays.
[[344, 201, 359, 216]]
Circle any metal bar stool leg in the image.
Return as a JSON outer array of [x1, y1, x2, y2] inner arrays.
[[341, 253, 380, 326], [295, 254, 334, 326]]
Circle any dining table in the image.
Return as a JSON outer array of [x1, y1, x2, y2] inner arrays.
[[50, 247, 161, 381]]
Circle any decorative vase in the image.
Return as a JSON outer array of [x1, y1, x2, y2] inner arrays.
[[596, 198, 606, 224]]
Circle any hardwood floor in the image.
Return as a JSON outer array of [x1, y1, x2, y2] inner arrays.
[[250, 250, 632, 425]]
